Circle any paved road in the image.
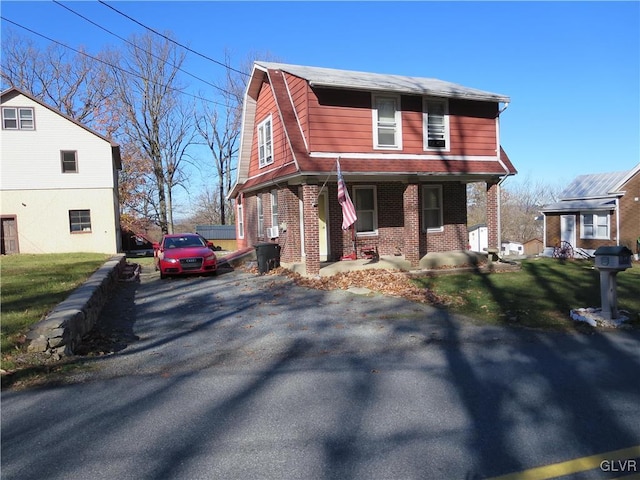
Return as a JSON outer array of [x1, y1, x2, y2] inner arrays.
[[2, 266, 640, 480]]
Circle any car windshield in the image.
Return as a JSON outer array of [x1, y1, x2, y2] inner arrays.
[[164, 236, 206, 249]]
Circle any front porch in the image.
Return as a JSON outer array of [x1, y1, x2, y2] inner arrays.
[[282, 250, 487, 277]]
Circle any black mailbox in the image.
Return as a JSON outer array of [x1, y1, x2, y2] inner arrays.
[[594, 246, 633, 271]]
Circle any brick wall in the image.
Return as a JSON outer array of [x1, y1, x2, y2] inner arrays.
[[487, 182, 498, 249], [302, 184, 320, 275], [239, 179, 472, 271], [619, 172, 640, 251]]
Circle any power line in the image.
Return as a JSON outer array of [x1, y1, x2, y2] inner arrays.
[[52, 0, 237, 97], [97, 0, 250, 78], [0, 16, 229, 107]]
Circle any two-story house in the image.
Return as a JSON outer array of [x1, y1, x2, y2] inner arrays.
[[229, 62, 517, 275], [1, 87, 122, 254], [542, 163, 640, 257]]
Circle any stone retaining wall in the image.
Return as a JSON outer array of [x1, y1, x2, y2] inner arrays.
[[27, 254, 128, 356]]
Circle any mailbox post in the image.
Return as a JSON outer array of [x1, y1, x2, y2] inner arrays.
[[593, 246, 633, 319]]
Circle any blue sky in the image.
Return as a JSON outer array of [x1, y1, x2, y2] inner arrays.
[[2, 1, 639, 203]]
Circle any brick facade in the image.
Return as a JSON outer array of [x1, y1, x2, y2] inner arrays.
[[239, 180, 472, 275], [544, 170, 639, 253]]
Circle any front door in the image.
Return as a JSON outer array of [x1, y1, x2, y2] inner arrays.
[[1, 216, 19, 254], [560, 214, 576, 246], [318, 192, 329, 261]]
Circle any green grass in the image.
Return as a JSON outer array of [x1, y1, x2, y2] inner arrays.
[[413, 258, 640, 329], [0, 253, 111, 362]]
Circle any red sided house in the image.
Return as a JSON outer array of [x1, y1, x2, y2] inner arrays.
[[229, 62, 517, 275], [541, 163, 640, 257]]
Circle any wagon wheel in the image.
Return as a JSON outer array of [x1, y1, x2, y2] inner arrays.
[[553, 241, 574, 259]]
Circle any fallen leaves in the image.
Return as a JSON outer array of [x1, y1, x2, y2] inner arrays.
[[266, 267, 453, 307]]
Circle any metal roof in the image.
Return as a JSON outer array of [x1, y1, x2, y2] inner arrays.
[[541, 198, 617, 213], [256, 62, 510, 103], [559, 170, 631, 200], [196, 225, 236, 240]]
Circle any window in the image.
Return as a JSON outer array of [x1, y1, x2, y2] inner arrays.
[[61, 151, 78, 173], [422, 185, 443, 231], [258, 116, 273, 167], [373, 95, 402, 149], [354, 186, 377, 234], [69, 209, 91, 233], [271, 190, 278, 228], [581, 211, 609, 239], [237, 202, 244, 239], [423, 98, 449, 150], [257, 195, 264, 237], [2, 107, 34, 130]]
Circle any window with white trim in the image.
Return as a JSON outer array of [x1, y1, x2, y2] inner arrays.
[[257, 195, 264, 237], [271, 190, 278, 228], [237, 202, 244, 239], [423, 98, 449, 150], [581, 211, 609, 239], [422, 185, 443, 231], [2, 107, 34, 130], [257, 116, 273, 167], [61, 150, 78, 173], [69, 209, 91, 233], [354, 186, 378, 234], [372, 95, 402, 149]]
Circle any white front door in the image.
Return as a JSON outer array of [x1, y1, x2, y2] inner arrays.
[[561, 215, 576, 246]]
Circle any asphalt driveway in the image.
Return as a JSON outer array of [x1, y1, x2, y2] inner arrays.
[[2, 265, 640, 479]]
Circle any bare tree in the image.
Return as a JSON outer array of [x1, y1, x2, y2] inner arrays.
[[112, 32, 194, 234], [194, 52, 245, 225], [1, 29, 115, 126], [500, 176, 561, 242]]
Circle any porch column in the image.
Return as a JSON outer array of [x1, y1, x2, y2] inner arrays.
[[302, 184, 320, 276], [403, 183, 420, 267], [486, 181, 499, 250]]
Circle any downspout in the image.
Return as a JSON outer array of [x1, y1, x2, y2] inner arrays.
[[616, 197, 620, 246]]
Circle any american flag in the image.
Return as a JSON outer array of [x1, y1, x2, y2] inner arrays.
[[337, 160, 357, 230]]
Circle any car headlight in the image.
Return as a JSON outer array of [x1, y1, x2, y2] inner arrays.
[[164, 258, 179, 264], [205, 253, 216, 261]]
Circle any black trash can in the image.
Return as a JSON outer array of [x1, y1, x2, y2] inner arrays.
[[254, 242, 281, 274]]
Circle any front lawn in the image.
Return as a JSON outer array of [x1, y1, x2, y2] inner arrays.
[[0, 253, 110, 366], [413, 257, 640, 329]]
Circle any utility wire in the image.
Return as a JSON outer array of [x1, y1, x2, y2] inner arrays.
[[0, 16, 228, 107], [53, 0, 237, 97], [97, 0, 250, 78]]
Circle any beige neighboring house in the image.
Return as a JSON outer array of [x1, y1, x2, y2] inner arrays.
[[1, 87, 122, 254]]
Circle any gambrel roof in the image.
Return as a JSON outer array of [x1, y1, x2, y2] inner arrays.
[[232, 62, 515, 196], [256, 62, 511, 103]]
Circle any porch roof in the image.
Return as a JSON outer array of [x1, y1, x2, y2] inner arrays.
[[541, 198, 617, 213]]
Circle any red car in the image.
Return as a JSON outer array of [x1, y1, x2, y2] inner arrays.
[[153, 233, 218, 279]]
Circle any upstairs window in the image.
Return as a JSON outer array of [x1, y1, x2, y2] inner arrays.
[[581, 211, 609, 239], [424, 99, 449, 150], [373, 95, 402, 149], [422, 185, 443, 231], [2, 107, 35, 130], [61, 151, 78, 173], [258, 116, 273, 167], [69, 209, 92, 233]]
